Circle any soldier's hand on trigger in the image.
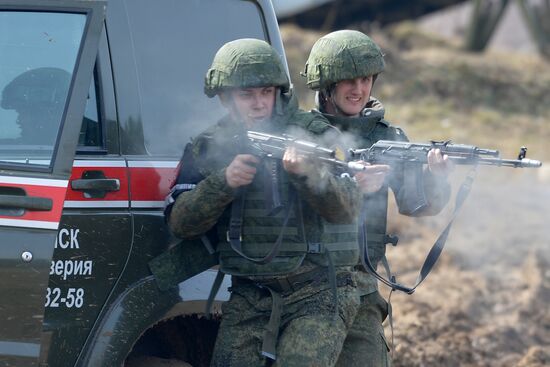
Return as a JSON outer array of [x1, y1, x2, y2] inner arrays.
[[354, 162, 390, 194], [427, 148, 454, 177], [225, 154, 260, 189]]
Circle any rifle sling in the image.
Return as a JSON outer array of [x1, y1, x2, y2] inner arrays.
[[360, 168, 477, 294], [227, 188, 296, 265], [205, 269, 225, 318]]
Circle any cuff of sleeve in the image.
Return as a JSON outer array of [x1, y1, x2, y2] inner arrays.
[[423, 168, 451, 207], [287, 165, 327, 193], [424, 168, 450, 189], [288, 171, 309, 191], [207, 168, 236, 197]]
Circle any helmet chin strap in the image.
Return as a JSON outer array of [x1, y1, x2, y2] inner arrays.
[[274, 88, 284, 116], [319, 86, 343, 115]]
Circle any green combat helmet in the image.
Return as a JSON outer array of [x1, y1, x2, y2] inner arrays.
[[204, 38, 289, 97], [302, 30, 385, 91]]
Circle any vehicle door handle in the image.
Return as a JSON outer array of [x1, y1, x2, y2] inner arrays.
[[71, 178, 120, 192], [0, 194, 53, 211]]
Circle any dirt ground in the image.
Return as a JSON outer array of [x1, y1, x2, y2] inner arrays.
[[383, 168, 550, 367]]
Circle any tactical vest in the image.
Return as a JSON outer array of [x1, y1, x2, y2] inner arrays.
[[321, 111, 404, 266], [216, 164, 305, 276], [216, 168, 360, 276], [213, 110, 360, 277]]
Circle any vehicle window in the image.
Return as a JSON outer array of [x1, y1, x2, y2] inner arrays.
[[77, 69, 103, 150], [0, 11, 86, 167], [125, 0, 266, 156]]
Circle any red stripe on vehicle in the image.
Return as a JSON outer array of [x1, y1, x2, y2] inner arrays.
[[129, 166, 179, 201], [0, 182, 67, 224]]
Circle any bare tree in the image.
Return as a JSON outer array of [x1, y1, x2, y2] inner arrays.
[[517, 0, 550, 59], [464, 0, 510, 51]]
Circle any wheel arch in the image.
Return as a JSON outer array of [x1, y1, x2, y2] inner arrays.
[[77, 271, 229, 367]]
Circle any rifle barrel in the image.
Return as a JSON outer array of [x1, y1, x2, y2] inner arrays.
[[448, 156, 542, 168]]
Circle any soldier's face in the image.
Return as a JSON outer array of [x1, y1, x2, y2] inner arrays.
[[223, 86, 276, 128], [329, 76, 373, 117]]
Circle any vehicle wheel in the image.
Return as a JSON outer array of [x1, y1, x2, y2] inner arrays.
[[125, 356, 192, 367], [125, 315, 219, 367]]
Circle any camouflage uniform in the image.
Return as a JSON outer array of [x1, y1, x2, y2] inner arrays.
[[303, 30, 451, 366], [212, 270, 359, 367], [165, 39, 363, 367]]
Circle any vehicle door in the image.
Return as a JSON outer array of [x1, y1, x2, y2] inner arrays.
[[0, 1, 105, 366], [41, 26, 134, 366]]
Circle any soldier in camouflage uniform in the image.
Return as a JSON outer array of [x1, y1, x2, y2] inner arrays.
[[165, 39, 364, 366], [302, 30, 454, 366]]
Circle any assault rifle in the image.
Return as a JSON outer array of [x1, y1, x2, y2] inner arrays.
[[243, 132, 542, 214], [348, 140, 541, 295], [246, 130, 366, 172], [349, 140, 542, 168]]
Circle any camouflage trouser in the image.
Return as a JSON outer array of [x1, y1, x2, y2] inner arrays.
[[210, 272, 360, 367], [335, 290, 391, 367]]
